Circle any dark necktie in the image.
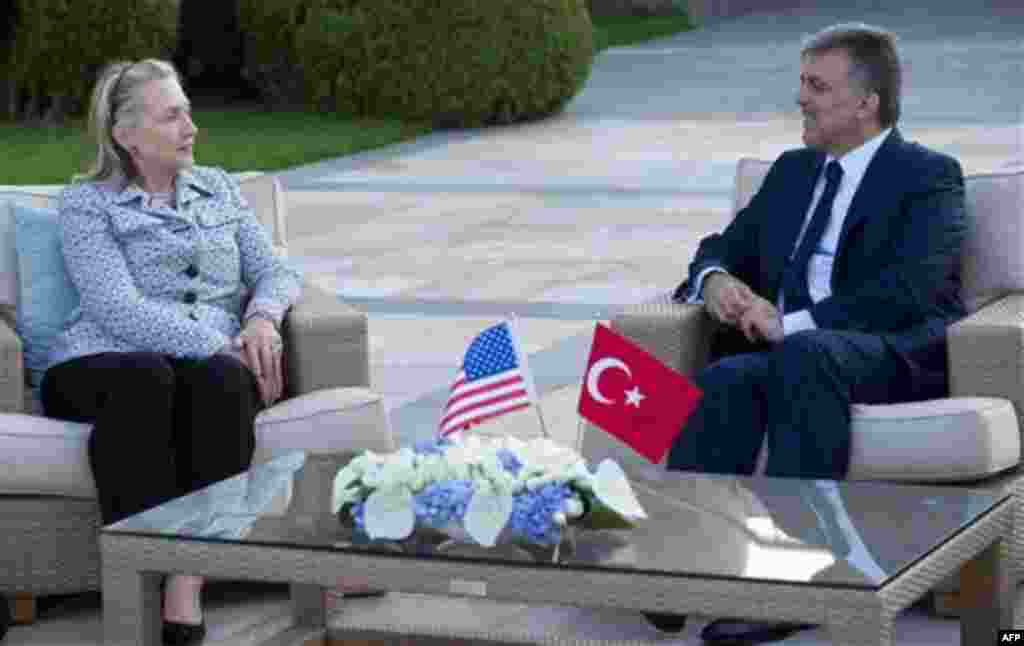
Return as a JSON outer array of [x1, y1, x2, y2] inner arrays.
[[782, 160, 843, 313]]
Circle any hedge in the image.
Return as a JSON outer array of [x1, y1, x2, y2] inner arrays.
[[2, 0, 176, 123], [242, 0, 595, 127]]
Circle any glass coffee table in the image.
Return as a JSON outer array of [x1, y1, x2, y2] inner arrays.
[[101, 451, 1013, 645]]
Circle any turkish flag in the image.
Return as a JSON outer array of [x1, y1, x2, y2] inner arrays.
[[577, 323, 703, 464]]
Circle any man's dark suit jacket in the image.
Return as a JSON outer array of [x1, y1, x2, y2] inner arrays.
[[679, 129, 967, 399]]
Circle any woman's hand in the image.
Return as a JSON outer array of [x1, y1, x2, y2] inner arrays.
[[234, 317, 284, 406]]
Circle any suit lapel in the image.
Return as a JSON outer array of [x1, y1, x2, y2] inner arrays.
[[836, 129, 904, 253]]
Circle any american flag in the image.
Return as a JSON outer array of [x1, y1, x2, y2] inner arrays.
[[438, 321, 537, 437]]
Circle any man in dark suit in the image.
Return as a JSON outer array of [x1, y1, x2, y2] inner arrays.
[[644, 22, 967, 642]]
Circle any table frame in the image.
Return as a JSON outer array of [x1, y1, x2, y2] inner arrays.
[[101, 497, 1012, 646]]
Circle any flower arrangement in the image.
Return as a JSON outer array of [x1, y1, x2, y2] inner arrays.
[[331, 435, 647, 548]]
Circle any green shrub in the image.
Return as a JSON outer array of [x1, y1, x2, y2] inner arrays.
[[4, 0, 176, 123], [308, 0, 595, 127], [238, 0, 309, 107], [242, 0, 594, 127]]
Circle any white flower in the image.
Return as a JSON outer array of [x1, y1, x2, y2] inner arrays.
[[515, 438, 585, 481], [361, 448, 417, 490], [337, 435, 647, 545], [563, 497, 585, 519]]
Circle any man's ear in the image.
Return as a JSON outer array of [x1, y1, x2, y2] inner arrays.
[[859, 92, 881, 123]]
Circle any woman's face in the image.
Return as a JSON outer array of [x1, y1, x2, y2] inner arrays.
[[117, 78, 198, 178]]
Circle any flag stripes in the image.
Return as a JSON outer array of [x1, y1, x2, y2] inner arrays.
[[437, 321, 537, 437], [439, 370, 530, 435]]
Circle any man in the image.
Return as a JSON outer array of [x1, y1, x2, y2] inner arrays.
[[645, 23, 967, 643]]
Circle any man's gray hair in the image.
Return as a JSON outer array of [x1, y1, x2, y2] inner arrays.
[[802, 23, 901, 128]]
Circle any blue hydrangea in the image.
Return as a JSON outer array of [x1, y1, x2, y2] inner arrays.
[[350, 501, 366, 532], [413, 437, 453, 456], [496, 448, 523, 475], [413, 479, 474, 529], [506, 482, 573, 546]]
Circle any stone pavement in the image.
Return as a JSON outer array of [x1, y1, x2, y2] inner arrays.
[[276, 0, 1022, 450]]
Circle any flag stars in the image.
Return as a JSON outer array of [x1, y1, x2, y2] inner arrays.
[[624, 386, 645, 408]]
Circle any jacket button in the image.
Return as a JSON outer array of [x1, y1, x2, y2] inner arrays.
[[184, 264, 199, 278], [183, 291, 197, 304]]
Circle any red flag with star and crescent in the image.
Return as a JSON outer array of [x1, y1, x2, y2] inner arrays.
[[577, 323, 703, 464]]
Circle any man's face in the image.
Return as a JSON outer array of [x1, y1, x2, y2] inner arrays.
[[797, 49, 877, 157]]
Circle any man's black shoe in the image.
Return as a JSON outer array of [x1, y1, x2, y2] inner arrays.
[[642, 612, 688, 633], [701, 619, 813, 644]]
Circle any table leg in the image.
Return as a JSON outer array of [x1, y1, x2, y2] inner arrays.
[[101, 564, 162, 646], [959, 538, 1011, 645], [292, 583, 327, 628]]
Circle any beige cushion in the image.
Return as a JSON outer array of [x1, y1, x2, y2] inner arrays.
[[585, 397, 1019, 485], [960, 171, 1024, 312], [847, 397, 1020, 482], [0, 387, 392, 498], [251, 387, 395, 463]]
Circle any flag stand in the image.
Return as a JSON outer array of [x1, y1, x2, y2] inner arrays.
[[574, 417, 586, 454], [534, 405, 551, 440]]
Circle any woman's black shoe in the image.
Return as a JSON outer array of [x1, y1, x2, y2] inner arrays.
[[162, 620, 206, 646], [700, 619, 813, 644], [642, 612, 688, 633]]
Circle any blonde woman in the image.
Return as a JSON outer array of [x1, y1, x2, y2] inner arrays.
[[42, 60, 302, 646]]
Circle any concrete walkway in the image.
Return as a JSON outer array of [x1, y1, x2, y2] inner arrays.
[[3, 2, 1022, 643]]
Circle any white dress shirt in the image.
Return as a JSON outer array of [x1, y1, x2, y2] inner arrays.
[[690, 128, 893, 335]]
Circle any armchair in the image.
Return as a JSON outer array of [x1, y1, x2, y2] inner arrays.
[[0, 174, 393, 624], [582, 160, 1024, 614]]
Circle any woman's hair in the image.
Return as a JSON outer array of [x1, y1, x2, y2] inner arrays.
[[801, 23, 902, 129], [77, 59, 182, 183]]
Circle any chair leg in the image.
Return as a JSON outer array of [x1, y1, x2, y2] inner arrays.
[[931, 589, 964, 618], [10, 595, 35, 625]]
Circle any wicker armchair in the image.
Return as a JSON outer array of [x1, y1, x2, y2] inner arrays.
[[0, 174, 393, 624], [582, 161, 1024, 615]]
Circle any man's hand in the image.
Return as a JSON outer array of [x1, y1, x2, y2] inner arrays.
[[234, 317, 284, 406], [739, 295, 784, 344], [703, 272, 756, 327]]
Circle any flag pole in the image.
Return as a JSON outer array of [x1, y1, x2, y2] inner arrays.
[[535, 406, 552, 440], [507, 316, 550, 439], [574, 416, 585, 454]]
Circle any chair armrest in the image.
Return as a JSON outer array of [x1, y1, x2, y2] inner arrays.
[[0, 316, 25, 413], [282, 279, 370, 396], [610, 300, 717, 376], [948, 293, 1024, 419]]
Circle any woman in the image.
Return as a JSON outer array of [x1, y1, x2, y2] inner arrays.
[[42, 59, 302, 645]]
